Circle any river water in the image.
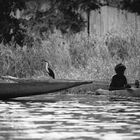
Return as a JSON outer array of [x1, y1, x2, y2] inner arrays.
[[0, 92, 140, 140]]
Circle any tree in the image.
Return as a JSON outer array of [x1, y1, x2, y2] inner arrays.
[[78, 0, 100, 35], [121, 0, 140, 14], [0, 0, 100, 46], [33, 0, 100, 35], [0, 0, 26, 46], [103, 0, 140, 15], [53, 0, 87, 33]]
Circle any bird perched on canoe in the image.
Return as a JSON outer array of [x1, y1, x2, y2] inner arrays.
[[41, 60, 55, 79]]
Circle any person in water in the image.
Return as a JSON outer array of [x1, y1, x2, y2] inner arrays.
[[109, 63, 131, 91]]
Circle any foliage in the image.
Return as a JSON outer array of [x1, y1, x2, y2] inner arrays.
[[105, 28, 140, 61], [0, 0, 140, 47], [54, 0, 100, 33], [101, 0, 140, 15], [0, 0, 26, 46], [0, 0, 140, 82], [0, 42, 45, 77], [121, 0, 140, 14], [1, 28, 140, 82], [69, 33, 96, 68], [0, 0, 100, 46]]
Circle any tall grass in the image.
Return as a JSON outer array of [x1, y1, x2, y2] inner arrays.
[[0, 28, 140, 82]]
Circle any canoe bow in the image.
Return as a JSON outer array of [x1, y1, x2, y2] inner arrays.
[[0, 78, 92, 99]]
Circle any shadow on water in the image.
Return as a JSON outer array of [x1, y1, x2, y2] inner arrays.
[[108, 95, 140, 102], [2, 98, 58, 103], [0, 93, 62, 103], [1, 90, 140, 104]]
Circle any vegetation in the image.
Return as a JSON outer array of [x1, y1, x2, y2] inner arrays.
[[121, 0, 140, 14], [104, 0, 140, 15], [0, 0, 26, 46], [0, 28, 140, 82], [0, 0, 140, 83], [0, 0, 100, 46]]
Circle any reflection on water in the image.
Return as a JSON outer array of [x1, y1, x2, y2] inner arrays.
[[0, 93, 140, 140]]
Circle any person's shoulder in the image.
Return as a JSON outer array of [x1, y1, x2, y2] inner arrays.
[[110, 75, 118, 81], [122, 75, 127, 79], [112, 74, 117, 78]]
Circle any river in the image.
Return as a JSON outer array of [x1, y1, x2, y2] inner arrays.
[[0, 92, 140, 140]]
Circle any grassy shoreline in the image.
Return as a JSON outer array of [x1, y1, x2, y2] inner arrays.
[[0, 29, 140, 83]]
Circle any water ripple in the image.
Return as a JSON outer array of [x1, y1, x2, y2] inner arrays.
[[0, 94, 140, 140]]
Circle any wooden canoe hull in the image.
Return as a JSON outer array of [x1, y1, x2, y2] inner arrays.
[[96, 88, 140, 98], [0, 79, 92, 99]]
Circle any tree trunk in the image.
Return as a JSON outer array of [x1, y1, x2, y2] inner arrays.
[[87, 10, 90, 36]]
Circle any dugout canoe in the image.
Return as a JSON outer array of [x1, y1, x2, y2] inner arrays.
[[0, 78, 92, 99], [95, 88, 140, 98]]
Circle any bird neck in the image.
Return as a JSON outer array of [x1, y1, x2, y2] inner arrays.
[[45, 62, 49, 73]]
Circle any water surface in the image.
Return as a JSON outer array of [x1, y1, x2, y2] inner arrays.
[[0, 93, 140, 140]]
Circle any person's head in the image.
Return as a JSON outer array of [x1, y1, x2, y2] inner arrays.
[[115, 63, 126, 75]]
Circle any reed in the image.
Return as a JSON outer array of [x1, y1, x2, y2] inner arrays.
[[0, 28, 140, 82]]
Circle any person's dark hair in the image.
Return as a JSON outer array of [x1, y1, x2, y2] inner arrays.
[[115, 63, 126, 74]]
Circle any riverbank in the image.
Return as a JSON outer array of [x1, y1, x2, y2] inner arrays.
[[0, 30, 140, 83]]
